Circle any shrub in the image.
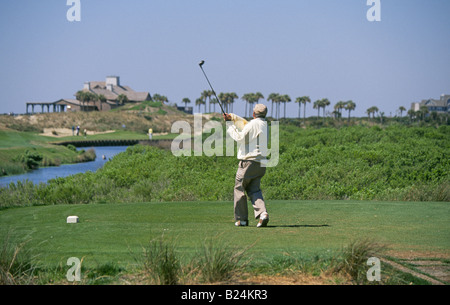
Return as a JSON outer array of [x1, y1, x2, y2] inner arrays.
[[194, 238, 248, 283], [141, 237, 181, 285], [0, 233, 36, 285], [333, 238, 387, 284], [0, 124, 448, 208], [15, 150, 43, 170]]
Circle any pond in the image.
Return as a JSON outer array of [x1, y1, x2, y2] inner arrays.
[[0, 146, 129, 187]]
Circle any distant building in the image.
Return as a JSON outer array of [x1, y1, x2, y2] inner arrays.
[[411, 94, 450, 114], [176, 105, 193, 114], [80, 76, 152, 111], [26, 76, 152, 113], [55, 99, 82, 112]]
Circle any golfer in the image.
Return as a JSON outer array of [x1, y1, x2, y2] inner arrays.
[[224, 104, 269, 228]]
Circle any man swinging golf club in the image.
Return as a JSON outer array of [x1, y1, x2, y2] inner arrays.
[[224, 104, 270, 228]]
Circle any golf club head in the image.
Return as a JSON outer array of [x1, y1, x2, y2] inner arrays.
[[199, 60, 205, 67]]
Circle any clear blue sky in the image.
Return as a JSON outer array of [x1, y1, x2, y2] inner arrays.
[[0, 0, 449, 117]]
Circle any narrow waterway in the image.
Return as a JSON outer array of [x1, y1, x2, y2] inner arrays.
[[0, 146, 128, 187]]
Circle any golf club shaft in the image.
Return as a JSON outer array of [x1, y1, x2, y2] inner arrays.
[[199, 66, 226, 115]]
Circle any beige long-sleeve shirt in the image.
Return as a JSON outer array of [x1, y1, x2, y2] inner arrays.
[[227, 114, 268, 163]]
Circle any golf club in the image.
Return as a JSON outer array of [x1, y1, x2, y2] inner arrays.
[[198, 60, 226, 115]]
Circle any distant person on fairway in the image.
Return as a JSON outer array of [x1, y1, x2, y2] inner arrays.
[[148, 128, 153, 140], [223, 104, 269, 228]]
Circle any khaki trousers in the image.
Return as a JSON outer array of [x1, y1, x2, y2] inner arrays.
[[234, 160, 267, 221]]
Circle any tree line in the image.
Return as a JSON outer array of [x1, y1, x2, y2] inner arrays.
[[180, 91, 363, 122], [179, 91, 446, 124], [77, 88, 444, 124]]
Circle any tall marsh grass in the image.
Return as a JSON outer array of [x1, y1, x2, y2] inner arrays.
[[138, 236, 249, 284], [0, 233, 37, 285], [194, 238, 249, 283], [141, 237, 181, 285], [333, 238, 387, 284]]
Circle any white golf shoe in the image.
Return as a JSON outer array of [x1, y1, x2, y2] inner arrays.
[[257, 212, 269, 228], [235, 220, 248, 227]]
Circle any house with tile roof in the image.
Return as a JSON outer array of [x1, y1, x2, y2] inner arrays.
[[26, 76, 152, 113], [79, 76, 152, 111]]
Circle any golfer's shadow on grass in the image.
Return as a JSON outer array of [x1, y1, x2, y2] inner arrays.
[[267, 224, 330, 228]]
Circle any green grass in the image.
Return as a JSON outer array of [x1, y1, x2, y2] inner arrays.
[[54, 130, 178, 142], [0, 129, 55, 149], [1, 200, 448, 273], [0, 129, 176, 145], [0, 129, 175, 177], [0, 130, 98, 176]]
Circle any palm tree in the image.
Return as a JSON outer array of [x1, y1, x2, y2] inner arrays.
[[273, 94, 283, 120], [210, 98, 218, 113], [84, 91, 93, 111], [419, 105, 428, 121], [271, 94, 281, 119], [321, 98, 330, 120], [152, 93, 162, 102], [201, 90, 212, 113], [218, 93, 226, 113], [366, 107, 373, 121], [267, 93, 279, 119], [182, 98, 191, 111], [345, 100, 356, 123], [253, 92, 264, 116], [218, 92, 238, 113], [300, 96, 311, 124], [152, 94, 168, 104], [277, 95, 285, 119], [195, 98, 205, 113], [281, 94, 291, 118], [366, 106, 379, 121], [91, 93, 98, 111], [98, 94, 106, 111], [207, 90, 213, 112], [379, 112, 385, 124], [334, 101, 346, 120], [75, 90, 86, 111], [241, 93, 253, 118], [229, 92, 238, 113], [372, 106, 379, 120], [313, 99, 323, 119], [295, 97, 303, 118], [407, 109, 415, 123], [398, 106, 406, 117], [117, 94, 128, 107]]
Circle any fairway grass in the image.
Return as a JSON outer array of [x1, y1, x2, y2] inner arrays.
[[1, 200, 448, 272]]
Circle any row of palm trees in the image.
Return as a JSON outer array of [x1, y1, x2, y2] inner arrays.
[[75, 90, 129, 111], [188, 91, 241, 114], [367, 105, 436, 123], [182, 91, 358, 122]]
